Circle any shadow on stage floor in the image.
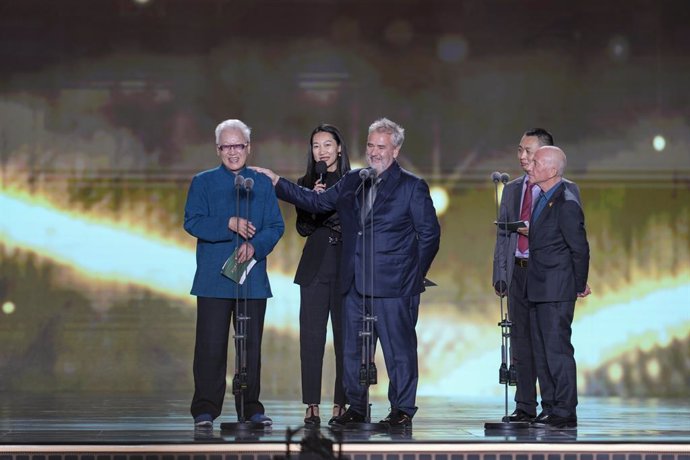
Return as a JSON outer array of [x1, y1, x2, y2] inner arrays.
[[1, 393, 688, 459]]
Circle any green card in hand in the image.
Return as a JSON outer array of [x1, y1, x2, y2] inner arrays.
[[221, 247, 257, 285]]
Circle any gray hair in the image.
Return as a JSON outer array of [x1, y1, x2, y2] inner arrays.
[[215, 119, 251, 144], [368, 118, 405, 148]]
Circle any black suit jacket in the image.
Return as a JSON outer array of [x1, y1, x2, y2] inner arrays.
[[293, 174, 341, 286], [276, 161, 441, 297], [527, 182, 589, 302]]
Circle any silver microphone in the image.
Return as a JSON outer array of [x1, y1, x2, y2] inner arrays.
[[244, 177, 254, 191]]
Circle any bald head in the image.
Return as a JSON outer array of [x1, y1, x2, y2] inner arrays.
[[531, 146, 567, 190]]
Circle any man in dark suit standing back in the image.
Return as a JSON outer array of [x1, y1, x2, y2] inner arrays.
[[492, 129, 582, 422], [253, 118, 441, 429], [527, 146, 591, 430]]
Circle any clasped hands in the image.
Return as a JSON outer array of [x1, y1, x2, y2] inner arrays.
[[228, 216, 255, 263]]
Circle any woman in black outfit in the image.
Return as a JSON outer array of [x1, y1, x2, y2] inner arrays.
[[294, 124, 351, 425]]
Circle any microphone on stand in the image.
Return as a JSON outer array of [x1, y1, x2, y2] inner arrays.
[[484, 170, 528, 432], [235, 174, 246, 190], [315, 161, 327, 184]]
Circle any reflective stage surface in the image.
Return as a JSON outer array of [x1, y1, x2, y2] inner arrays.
[[1, 393, 688, 445]]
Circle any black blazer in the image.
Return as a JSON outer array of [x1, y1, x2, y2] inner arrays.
[[527, 182, 589, 302], [293, 174, 342, 286]]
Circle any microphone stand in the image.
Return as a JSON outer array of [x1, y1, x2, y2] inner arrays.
[[347, 169, 387, 432], [485, 172, 529, 433], [221, 175, 265, 432]]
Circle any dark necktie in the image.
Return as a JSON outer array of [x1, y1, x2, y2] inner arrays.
[[517, 182, 534, 253], [360, 179, 380, 224]]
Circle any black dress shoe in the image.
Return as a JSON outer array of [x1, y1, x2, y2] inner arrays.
[[533, 411, 549, 423], [532, 413, 577, 429], [380, 409, 412, 428], [330, 408, 365, 426], [502, 409, 535, 423]]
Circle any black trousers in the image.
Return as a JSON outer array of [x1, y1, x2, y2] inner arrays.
[[530, 299, 578, 418], [191, 296, 267, 420], [508, 263, 538, 415], [299, 245, 346, 406]]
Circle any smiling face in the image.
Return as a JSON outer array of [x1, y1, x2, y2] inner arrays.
[[311, 130, 341, 172], [216, 128, 250, 173], [517, 135, 542, 174], [366, 130, 400, 174]]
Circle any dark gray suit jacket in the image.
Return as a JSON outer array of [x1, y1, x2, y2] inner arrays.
[[492, 174, 581, 291], [526, 182, 590, 302]]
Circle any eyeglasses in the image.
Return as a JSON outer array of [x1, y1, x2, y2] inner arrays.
[[217, 143, 248, 153]]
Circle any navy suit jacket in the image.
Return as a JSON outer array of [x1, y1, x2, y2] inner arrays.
[[276, 161, 441, 298], [526, 182, 589, 302], [493, 174, 581, 291]]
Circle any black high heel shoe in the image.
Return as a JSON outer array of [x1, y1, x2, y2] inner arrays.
[[327, 404, 347, 425], [304, 404, 321, 425]]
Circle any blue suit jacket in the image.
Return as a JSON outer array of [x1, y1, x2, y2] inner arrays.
[[276, 161, 440, 298], [184, 165, 285, 299], [526, 182, 589, 302]]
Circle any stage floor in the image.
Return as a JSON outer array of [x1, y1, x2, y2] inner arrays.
[[1, 393, 688, 445]]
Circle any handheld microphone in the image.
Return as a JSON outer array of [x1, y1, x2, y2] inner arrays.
[[234, 175, 245, 190], [244, 177, 254, 191], [491, 171, 501, 183], [315, 161, 327, 183], [500, 173, 510, 184]]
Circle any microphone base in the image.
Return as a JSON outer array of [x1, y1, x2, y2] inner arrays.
[[484, 420, 531, 433], [220, 421, 268, 432]]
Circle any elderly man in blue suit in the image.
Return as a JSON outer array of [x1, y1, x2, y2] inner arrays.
[[254, 118, 441, 429], [184, 119, 284, 428], [527, 146, 590, 430]]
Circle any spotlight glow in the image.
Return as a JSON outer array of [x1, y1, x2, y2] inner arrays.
[[430, 186, 449, 216], [653, 135, 666, 152], [2, 301, 16, 315]]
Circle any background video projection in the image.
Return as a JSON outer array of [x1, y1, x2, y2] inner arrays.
[[1, 0, 688, 401]]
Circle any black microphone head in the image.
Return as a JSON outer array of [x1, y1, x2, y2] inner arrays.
[[244, 177, 255, 191], [358, 168, 371, 180], [314, 161, 327, 177], [500, 173, 510, 184], [491, 171, 501, 183], [234, 174, 245, 189]]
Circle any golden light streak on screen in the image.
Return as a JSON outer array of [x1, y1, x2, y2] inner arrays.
[[1, 187, 688, 397]]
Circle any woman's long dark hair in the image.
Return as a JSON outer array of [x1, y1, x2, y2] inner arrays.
[[300, 124, 351, 189]]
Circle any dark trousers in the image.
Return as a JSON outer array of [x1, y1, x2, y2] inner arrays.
[[299, 252, 346, 406], [191, 296, 267, 421], [530, 300, 578, 418], [508, 264, 538, 415], [342, 284, 420, 418]]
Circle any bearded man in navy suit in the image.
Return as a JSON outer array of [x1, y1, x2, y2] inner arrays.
[[527, 146, 591, 430], [253, 118, 441, 429]]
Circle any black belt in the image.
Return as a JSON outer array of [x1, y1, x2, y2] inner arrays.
[[515, 257, 528, 268]]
